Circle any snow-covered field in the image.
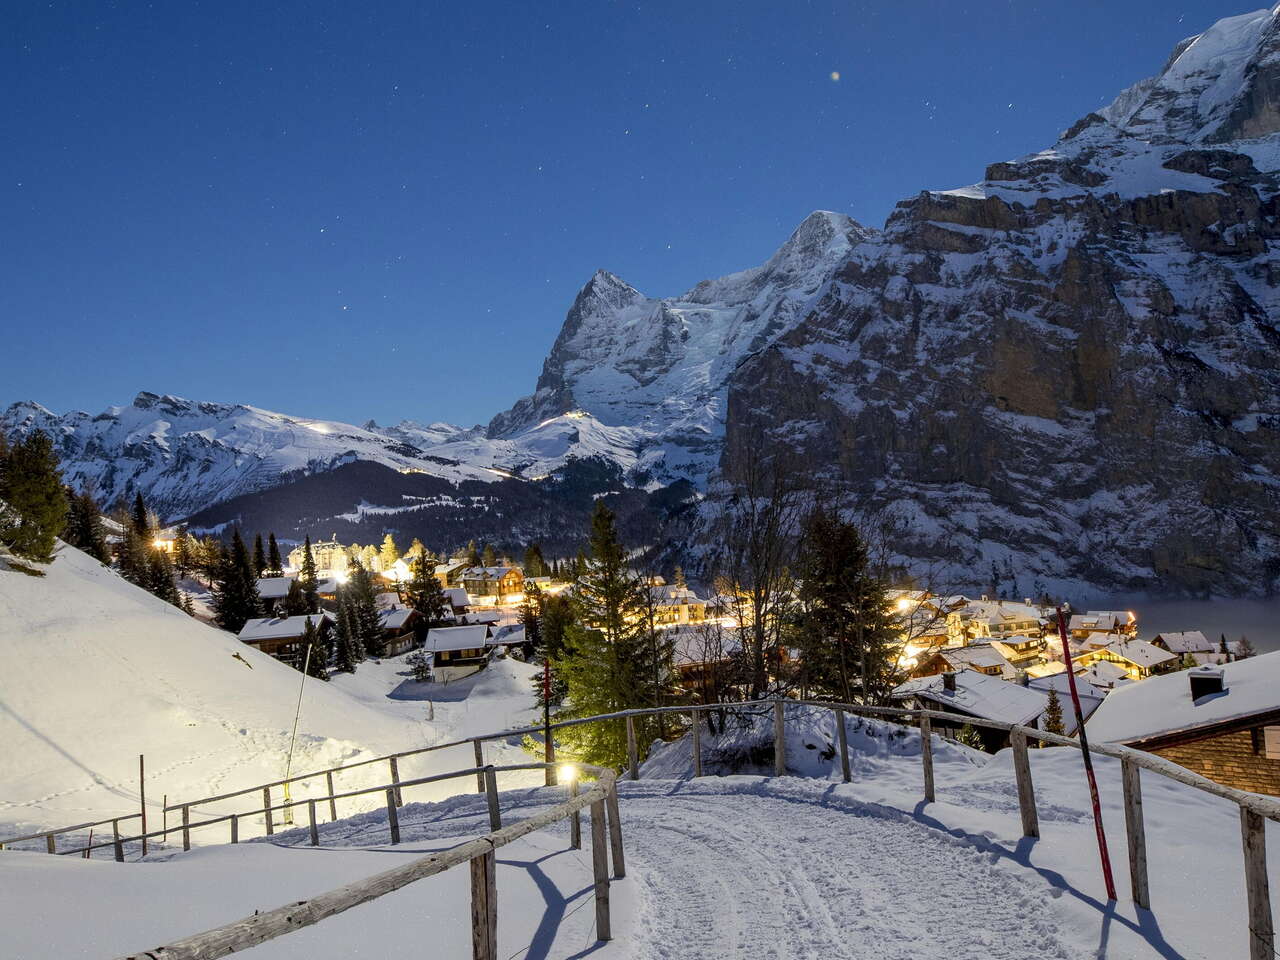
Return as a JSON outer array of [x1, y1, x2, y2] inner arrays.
[[0, 543, 543, 842]]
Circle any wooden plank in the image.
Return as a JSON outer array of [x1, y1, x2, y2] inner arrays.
[[1121, 758, 1149, 910], [606, 782, 626, 880], [230, 816, 238, 845], [263, 787, 274, 836], [920, 715, 935, 803], [385, 789, 401, 845], [389, 757, 402, 808], [474, 740, 485, 793], [1241, 807, 1275, 960], [835, 708, 851, 783], [182, 805, 191, 852], [590, 799, 611, 941], [569, 779, 581, 849], [773, 700, 786, 777], [626, 716, 639, 781], [308, 800, 319, 847], [691, 711, 702, 778], [484, 767, 501, 832], [326, 771, 337, 821], [113, 820, 123, 863], [1011, 728, 1039, 839], [470, 847, 497, 960]]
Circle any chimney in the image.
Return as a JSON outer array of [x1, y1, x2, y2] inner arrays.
[[1024, 597, 1033, 606], [942, 671, 957, 692], [1189, 665, 1225, 700], [1017, 670, 1029, 687]]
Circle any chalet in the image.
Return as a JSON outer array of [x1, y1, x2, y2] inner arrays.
[[378, 606, 423, 657], [256, 576, 296, 615], [670, 625, 743, 701], [988, 635, 1046, 672], [947, 599, 1047, 646], [1068, 610, 1136, 640], [443, 587, 470, 615], [1087, 653, 1280, 796], [423, 625, 494, 682], [910, 642, 1011, 679], [1075, 660, 1132, 691], [461, 608, 503, 626], [1076, 638, 1177, 680], [892, 669, 1049, 752], [434, 561, 470, 588], [461, 566, 525, 604], [1151, 631, 1239, 666], [238, 613, 335, 667], [648, 582, 707, 626]]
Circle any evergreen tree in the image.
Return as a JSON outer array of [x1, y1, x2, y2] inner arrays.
[[539, 592, 575, 661], [956, 724, 986, 752], [252, 533, 267, 577], [1043, 687, 1065, 736], [555, 503, 665, 768], [405, 553, 449, 624], [282, 578, 309, 616], [379, 533, 400, 569], [266, 533, 283, 576], [180, 591, 196, 616], [174, 531, 194, 579], [674, 565, 687, 589], [0, 430, 69, 563], [118, 526, 151, 585], [521, 581, 544, 650], [147, 549, 182, 607], [481, 543, 497, 566], [131, 491, 150, 537], [1238, 634, 1257, 659], [523, 542, 547, 578], [302, 618, 330, 680], [64, 487, 109, 562], [406, 649, 432, 682], [347, 563, 385, 657], [465, 539, 480, 566], [794, 505, 899, 704], [406, 537, 426, 559], [1181, 651, 1199, 670], [211, 530, 262, 633], [299, 535, 319, 614], [333, 600, 363, 673]]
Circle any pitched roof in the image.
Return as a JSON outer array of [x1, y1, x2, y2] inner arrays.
[[1152, 631, 1212, 654], [423, 625, 492, 652], [1103, 639, 1178, 669], [1088, 651, 1280, 743], [1076, 660, 1132, 689], [239, 613, 333, 642], [378, 607, 417, 631], [255, 576, 295, 599], [938, 643, 1010, 672], [893, 670, 1048, 726], [443, 587, 470, 608]]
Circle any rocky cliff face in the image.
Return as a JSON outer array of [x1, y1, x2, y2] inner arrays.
[[488, 210, 874, 484], [723, 7, 1280, 595]]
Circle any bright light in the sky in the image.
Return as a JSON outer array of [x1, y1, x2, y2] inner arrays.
[[829, 70, 840, 82]]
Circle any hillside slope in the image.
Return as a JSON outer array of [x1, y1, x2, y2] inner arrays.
[[0, 544, 429, 835]]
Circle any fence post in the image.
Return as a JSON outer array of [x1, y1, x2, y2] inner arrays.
[[920, 714, 935, 803], [484, 767, 501, 832], [691, 710, 702, 778], [1010, 728, 1039, 839], [1241, 806, 1274, 960], [470, 846, 497, 960], [474, 740, 486, 793], [182, 805, 191, 851], [113, 820, 123, 862], [773, 700, 786, 777], [263, 786, 274, 836], [835, 708, 851, 783], [308, 799, 319, 847], [1121, 758, 1149, 910], [385, 789, 401, 845], [46, 833, 55, 855], [568, 779, 582, 849], [590, 799, 612, 941], [606, 781, 626, 879], [390, 757, 403, 808], [230, 815, 239, 844], [326, 771, 338, 821], [626, 715, 639, 781]]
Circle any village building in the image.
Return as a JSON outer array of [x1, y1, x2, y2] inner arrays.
[[423, 624, 494, 682], [461, 566, 525, 605], [946, 599, 1047, 647], [1151, 631, 1240, 666], [910, 642, 1011, 679], [648, 582, 707, 626], [441, 586, 470, 618], [988, 635, 1046, 672], [238, 613, 335, 667], [1074, 638, 1177, 681], [434, 560, 470, 588], [1075, 660, 1132, 691], [285, 536, 350, 579], [1087, 653, 1280, 796], [892, 669, 1049, 752], [1068, 610, 1136, 640], [378, 606, 423, 657], [255, 576, 295, 615]]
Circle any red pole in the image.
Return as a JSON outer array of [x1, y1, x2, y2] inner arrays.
[[543, 657, 553, 786], [1057, 607, 1116, 901], [139, 754, 147, 857]]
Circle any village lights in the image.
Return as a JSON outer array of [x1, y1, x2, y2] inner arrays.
[[558, 763, 579, 784], [896, 597, 912, 612]]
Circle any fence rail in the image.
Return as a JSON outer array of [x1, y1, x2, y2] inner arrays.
[[4, 698, 1275, 960]]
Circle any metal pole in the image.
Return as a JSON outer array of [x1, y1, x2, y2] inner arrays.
[[139, 754, 147, 857], [543, 658, 554, 786], [1057, 606, 1117, 901], [282, 641, 313, 826]]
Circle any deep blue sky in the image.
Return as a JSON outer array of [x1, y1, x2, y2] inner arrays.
[[2, 1, 1247, 428]]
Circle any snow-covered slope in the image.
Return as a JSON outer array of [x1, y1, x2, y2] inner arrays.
[[0, 543, 537, 837], [487, 210, 875, 484]]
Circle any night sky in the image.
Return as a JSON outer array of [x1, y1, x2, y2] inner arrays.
[[2, 1, 1245, 427]]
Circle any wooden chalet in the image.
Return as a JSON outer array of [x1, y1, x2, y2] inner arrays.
[[238, 613, 335, 667]]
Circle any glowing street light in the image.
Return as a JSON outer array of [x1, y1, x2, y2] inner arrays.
[[558, 763, 578, 784]]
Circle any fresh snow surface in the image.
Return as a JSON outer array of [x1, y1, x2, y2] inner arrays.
[[3, 706, 1276, 958], [0, 543, 544, 841]]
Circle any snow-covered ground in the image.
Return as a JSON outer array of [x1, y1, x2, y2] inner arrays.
[[3, 705, 1276, 958], [0, 543, 543, 843]]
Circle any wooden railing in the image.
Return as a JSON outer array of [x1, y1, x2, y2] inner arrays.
[[113, 761, 623, 960], [5, 698, 1276, 959]]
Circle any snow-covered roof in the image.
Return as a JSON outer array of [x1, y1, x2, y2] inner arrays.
[[1070, 613, 1122, 633], [443, 587, 470, 608], [423, 625, 492, 652], [938, 643, 1009, 672], [462, 609, 502, 625], [378, 608, 417, 631], [1152, 631, 1211, 654], [1088, 651, 1280, 744], [1103, 639, 1178, 669], [255, 576, 294, 599], [893, 670, 1048, 727], [1028, 673, 1105, 735], [239, 613, 333, 642], [461, 566, 519, 579], [669, 625, 742, 666], [1076, 661, 1132, 689]]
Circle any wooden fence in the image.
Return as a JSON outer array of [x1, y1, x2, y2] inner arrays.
[[4, 698, 1276, 960]]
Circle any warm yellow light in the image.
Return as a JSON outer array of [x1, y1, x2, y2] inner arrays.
[[558, 764, 578, 784], [896, 597, 912, 612]]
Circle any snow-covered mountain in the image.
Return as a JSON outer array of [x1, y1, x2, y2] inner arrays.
[[487, 210, 874, 484], [722, 6, 1280, 595]]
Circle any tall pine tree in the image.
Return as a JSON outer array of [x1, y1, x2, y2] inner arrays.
[[347, 563, 385, 656], [131, 492, 150, 537], [405, 553, 449, 624], [64, 487, 109, 562], [266, 533, 283, 576], [302, 618, 330, 680], [379, 533, 400, 570], [212, 530, 262, 633], [0, 430, 69, 563], [252, 533, 267, 577], [299, 535, 319, 614]]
